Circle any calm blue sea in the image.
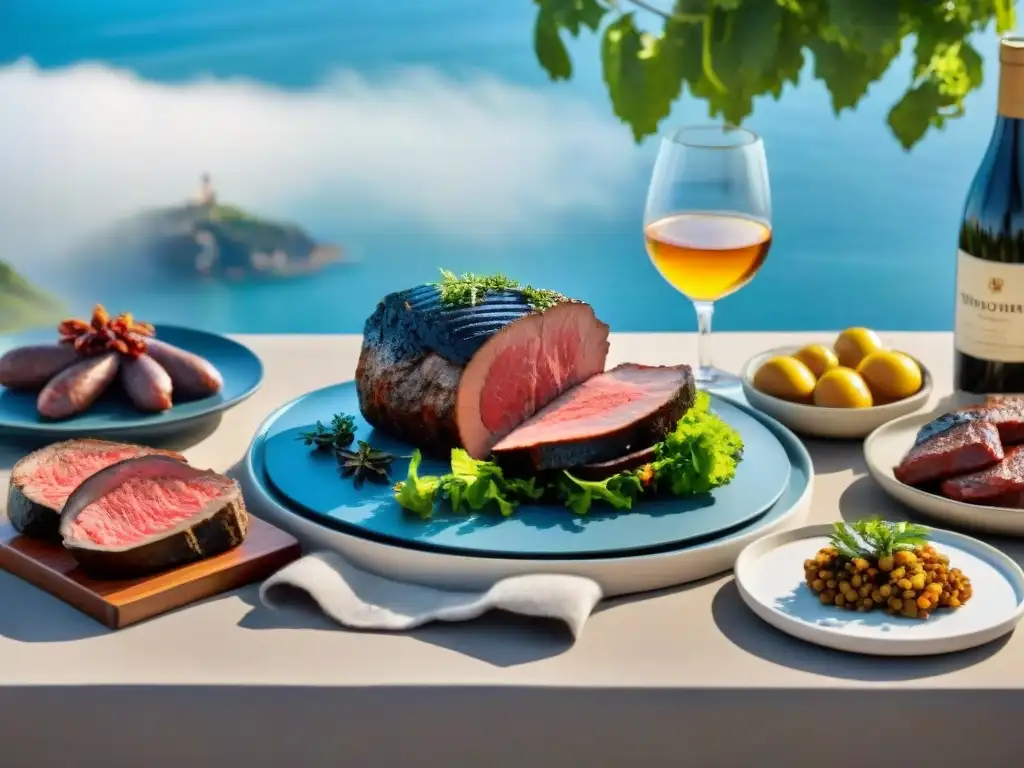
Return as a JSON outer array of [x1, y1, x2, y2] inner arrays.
[[0, 1, 1007, 333]]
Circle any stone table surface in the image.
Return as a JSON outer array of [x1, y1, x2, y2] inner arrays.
[[1, 331, 1022, 767]]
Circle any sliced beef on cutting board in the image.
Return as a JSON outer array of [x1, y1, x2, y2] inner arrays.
[[894, 421, 1003, 487], [7, 439, 186, 540], [939, 445, 1024, 504], [59, 455, 249, 579], [356, 284, 609, 459], [491, 363, 695, 471]]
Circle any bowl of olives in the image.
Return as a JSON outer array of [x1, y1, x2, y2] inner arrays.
[[740, 328, 933, 439]]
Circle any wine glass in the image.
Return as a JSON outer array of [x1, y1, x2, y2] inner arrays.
[[643, 125, 772, 387]]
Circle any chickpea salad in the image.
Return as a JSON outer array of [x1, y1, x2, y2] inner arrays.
[[804, 520, 973, 620]]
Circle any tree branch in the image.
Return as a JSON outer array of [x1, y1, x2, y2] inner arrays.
[[614, 0, 705, 22], [620, 0, 672, 18]]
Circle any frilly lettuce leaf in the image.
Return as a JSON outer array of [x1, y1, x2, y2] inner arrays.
[[393, 391, 744, 518]]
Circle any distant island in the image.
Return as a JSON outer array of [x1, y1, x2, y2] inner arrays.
[[0, 261, 65, 333], [101, 176, 343, 281]]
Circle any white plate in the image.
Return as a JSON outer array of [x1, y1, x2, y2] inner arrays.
[[740, 345, 932, 439], [865, 410, 1024, 536], [734, 523, 1024, 656]]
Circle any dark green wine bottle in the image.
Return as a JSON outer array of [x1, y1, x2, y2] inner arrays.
[[955, 36, 1024, 394]]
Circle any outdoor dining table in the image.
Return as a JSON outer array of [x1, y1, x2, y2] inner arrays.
[[0, 331, 1021, 767]]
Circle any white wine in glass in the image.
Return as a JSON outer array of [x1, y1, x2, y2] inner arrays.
[[644, 125, 772, 386]]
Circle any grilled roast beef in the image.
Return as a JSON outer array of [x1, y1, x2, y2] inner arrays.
[[356, 284, 609, 459]]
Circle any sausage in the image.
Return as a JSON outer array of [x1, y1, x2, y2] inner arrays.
[[143, 338, 223, 399], [37, 352, 120, 420], [119, 354, 173, 412], [0, 344, 81, 391]]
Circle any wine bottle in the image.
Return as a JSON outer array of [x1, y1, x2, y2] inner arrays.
[[955, 36, 1024, 394]]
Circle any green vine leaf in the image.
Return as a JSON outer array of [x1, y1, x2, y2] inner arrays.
[[534, 7, 573, 80], [532, 0, 609, 82], [602, 13, 685, 141], [528, 0, 1014, 150], [825, 0, 903, 56]]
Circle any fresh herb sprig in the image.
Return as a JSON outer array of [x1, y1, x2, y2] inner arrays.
[[433, 268, 567, 311], [828, 519, 930, 561], [298, 413, 357, 451], [338, 441, 397, 489], [394, 391, 744, 518]]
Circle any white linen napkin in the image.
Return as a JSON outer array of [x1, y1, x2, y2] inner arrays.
[[259, 551, 604, 639]]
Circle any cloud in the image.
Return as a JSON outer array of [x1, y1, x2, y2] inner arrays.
[[0, 59, 639, 259]]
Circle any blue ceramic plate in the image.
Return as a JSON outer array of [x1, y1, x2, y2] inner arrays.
[[255, 381, 791, 559], [0, 325, 263, 440], [246, 388, 813, 565]]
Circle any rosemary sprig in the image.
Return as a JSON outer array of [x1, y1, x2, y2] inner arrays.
[[433, 268, 566, 310], [297, 413, 357, 451], [828, 519, 930, 560], [337, 441, 396, 489]]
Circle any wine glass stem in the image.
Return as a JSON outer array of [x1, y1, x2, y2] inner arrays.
[[694, 300, 714, 379]]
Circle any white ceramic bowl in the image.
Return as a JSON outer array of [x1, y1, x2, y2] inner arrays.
[[739, 345, 932, 440]]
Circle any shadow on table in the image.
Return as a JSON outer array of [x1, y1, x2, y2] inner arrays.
[[0, 414, 223, 470], [710, 579, 1010, 681], [232, 583, 576, 668], [838, 474, 898, 523], [798, 438, 867, 475], [0, 570, 110, 642]]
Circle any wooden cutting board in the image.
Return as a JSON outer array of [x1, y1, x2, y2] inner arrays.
[[0, 515, 301, 629]]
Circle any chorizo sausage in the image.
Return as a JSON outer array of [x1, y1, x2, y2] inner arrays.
[[37, 352, 120, 420], [120, 354, 173, 412], [0, 344, 80, 391], [143, 338, 223, 399]]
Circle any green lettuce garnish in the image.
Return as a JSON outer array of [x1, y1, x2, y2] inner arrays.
[[395, 448, 543, 520], [557, 471, 644, 515], [393, 391, 743, 518]]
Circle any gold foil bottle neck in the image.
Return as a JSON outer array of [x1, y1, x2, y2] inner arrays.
[[1001, 35, 1024, 65], [999, 36, 1024, 118]]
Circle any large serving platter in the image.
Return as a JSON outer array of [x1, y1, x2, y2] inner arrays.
[[865, 409, 1024, 537], [0, 325, 263, 440], [257, 382, 791, 559], [242, 387, 813, 596]]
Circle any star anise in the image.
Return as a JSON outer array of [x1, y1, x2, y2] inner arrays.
[[337, 441, 395, 489], [58, 304, 155, 358]]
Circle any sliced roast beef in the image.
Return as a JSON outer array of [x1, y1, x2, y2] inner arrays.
[[573, 445, 657, 481], [491, 364, 695, 471], [894, 421, 1003, 486], [7, 438, 186, 540], [59, 455, 249, 579], [957, 400, 1024, 444], [940, 445, 1024, 503], [356, 283, 609, 459], [915, 400, 1024, 448]]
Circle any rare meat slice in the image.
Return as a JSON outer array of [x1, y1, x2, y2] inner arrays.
[[958, 398, 1024, 445], [894, 421, 1003, 486], [356, 283, 609, 459], [491, 363, 695, 471], [940, 445, 1024, 503], [59, 455, 249, 579], [7, 438, 186, 540]]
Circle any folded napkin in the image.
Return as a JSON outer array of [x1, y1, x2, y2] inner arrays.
[[259, 551, 604, 639]]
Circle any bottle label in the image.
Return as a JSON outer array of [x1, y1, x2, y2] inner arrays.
[[955, 249, 1024, 363]]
